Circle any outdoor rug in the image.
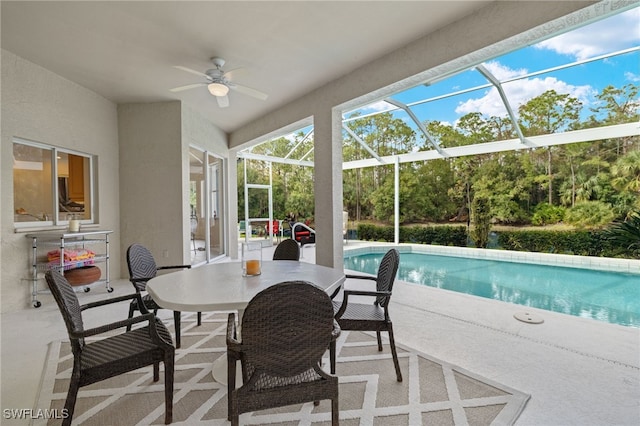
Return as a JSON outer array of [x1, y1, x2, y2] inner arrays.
[[34, 312, 529, 425]]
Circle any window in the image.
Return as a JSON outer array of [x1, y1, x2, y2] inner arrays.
[[13, 138, 94, 228]]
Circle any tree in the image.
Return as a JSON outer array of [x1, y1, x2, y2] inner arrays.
[[519, 90, 583, 204], [471, 196, 491, 248], [589, 84, 639, 126], [519, 90, 583, 135], [343, 112, 416, 221]]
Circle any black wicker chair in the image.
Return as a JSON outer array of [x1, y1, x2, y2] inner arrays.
[[226, 281, 339, 425], [126, 243, 201, 348], [45, 270, 175, 426], [332, 248, 402, 381], [272, 238, 300, 261]]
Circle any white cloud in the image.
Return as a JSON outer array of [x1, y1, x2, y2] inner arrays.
[[358, 100, 396, 114], [534, 8, 640, 60], [481, 61, 528, 80], [455, 63, 594, 117], [625, 71, 640, 82]]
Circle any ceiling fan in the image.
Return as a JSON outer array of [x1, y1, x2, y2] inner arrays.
[[170, 57, 268, 108]]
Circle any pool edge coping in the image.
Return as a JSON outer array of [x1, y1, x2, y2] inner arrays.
[[343, 242, 640, 274]]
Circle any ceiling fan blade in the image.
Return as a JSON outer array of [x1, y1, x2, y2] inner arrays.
[[169, 83, 207, 92], [222, 67, 246, 81], [216, 95, 230, 108], [229, 83, 268, 101], [173, 65, 208, 78]]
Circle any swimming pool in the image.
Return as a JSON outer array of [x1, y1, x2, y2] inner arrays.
[[344, 250, 640, 327]]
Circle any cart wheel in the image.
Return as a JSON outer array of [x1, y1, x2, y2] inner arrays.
[[84, 287, 91, 293], [33, 301, 42, 308], [107, 287, 114, 293]]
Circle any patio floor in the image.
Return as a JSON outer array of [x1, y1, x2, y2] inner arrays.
[[1, 242, 638, 425]]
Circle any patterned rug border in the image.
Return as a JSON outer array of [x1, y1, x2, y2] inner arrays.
[[391, 336, 530, 425], [33, 313, 530, 425]]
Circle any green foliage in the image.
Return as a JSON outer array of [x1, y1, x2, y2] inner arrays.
[[531, 203, 566, 225], [369, 160, 457, 223], [518, 89, 582, 135], [357, 224, 467, 246], [497, 230, 617, 257], [471, 196, 491, 248], [564, 201, 615, 229], [240, 83, 639, 234], [602, 211, 640, 258]]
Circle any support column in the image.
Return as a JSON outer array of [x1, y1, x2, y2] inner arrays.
[[394, 156, 400, 245], [313, 108, 344, 268], [227, 149, 239, 259]]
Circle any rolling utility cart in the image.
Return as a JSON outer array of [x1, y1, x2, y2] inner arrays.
[[26, 229, 113, 308]]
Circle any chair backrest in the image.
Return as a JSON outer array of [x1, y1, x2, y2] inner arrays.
[[272, 238, 300, 261], [241, 281, 334, 378], [45, 270, 86, 351], [375, 249, 400, 307], [126, 243, 158, 292], [266, 220, 279, 235]]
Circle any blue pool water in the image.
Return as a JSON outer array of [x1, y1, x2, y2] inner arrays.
[[344, 252, 640, 327]]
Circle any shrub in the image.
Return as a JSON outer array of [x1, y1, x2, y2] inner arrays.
[[565, 201, 615, 229], [357, 223, 467, 246], [497, 229, 622, 257], [531, 203, 566, 226]]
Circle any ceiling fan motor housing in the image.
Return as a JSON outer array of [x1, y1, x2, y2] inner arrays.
[[211, 57, 226, 68]]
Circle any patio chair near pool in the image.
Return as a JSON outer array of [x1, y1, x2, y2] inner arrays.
[[272, 238, 300, 260], [45, 270, 175, 426], [332, 248, 403, 381], [126, 243, 201, 348], [226, 281, 339, 425]]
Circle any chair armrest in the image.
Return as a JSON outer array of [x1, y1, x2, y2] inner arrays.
[[72, 312, 156, 339], [80, 292, 145, 311], [329, 285, 342, 300], [157, 264, 191, 271], [334, 289, 392, 318], [147, 316, 174, 348], [343, 289, 391, 298], [226, 312, 240, 346], [345, 273, 377, 281]]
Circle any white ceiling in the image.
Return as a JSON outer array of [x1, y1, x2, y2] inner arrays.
[[1, 1, 491, 133]]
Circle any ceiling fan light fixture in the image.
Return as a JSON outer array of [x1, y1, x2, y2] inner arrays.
[[208, 82, 229, 96]]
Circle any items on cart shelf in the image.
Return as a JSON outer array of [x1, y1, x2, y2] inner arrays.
[[46, 248, 96, 270], [64, 266, 102, 286]]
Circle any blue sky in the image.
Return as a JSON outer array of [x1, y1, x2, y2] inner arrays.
[[358, 7, 640, 127]]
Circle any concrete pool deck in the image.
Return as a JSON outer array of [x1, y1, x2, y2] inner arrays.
[[341, 242, 639, 424], [1, 241, 638, 425]]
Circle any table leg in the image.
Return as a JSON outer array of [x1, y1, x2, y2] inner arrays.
[[211, 309, 243, 385]]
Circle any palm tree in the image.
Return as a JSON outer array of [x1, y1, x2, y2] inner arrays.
[[604, 211, 640, 258]]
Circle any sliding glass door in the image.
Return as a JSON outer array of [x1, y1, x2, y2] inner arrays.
[[189, 147, 225, 264]]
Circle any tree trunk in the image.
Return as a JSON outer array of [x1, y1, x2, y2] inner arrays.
[[548, 148, 553, 204]]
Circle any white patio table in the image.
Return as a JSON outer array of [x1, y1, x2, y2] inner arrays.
[[147, 260, 345, 384]]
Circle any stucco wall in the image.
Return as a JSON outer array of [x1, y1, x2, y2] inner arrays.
[[118, 102, 184, 271], [118, 102, 229, 271], [1, 50, 121, 313]]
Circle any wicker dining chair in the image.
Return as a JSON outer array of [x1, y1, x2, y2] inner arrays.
[[332, 248, 402, 381], [226, 281, 339, 425], [126, 243, 201, 348], [45, 270, 175, 426], [272, 238, 300, 260]]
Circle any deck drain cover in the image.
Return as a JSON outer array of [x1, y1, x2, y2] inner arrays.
[[514, 311, 544, 324]]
